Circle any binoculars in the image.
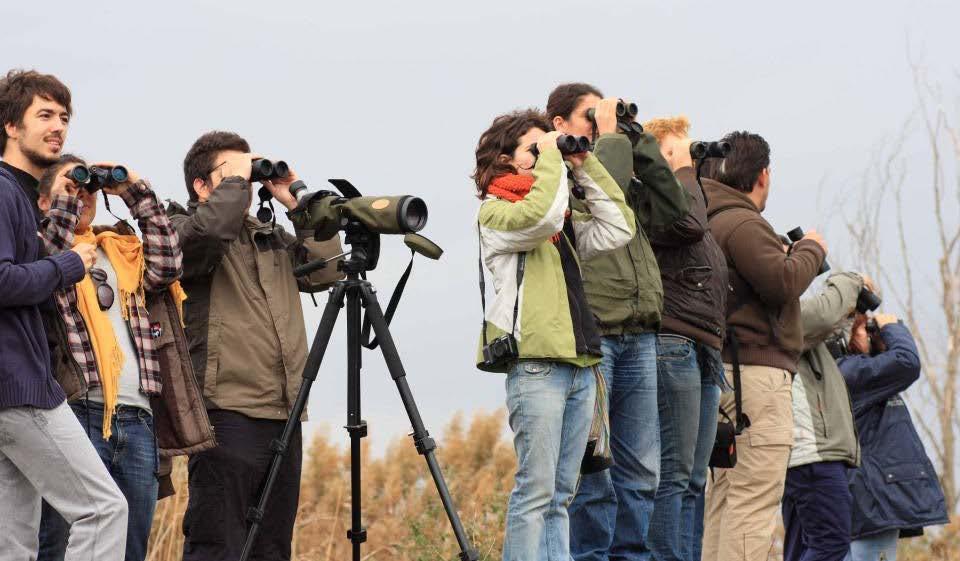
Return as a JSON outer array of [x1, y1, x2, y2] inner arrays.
[[786, 227, 831, 275], [586, 100, 639, 122], [690, 140, 732, 160], [250, 158, 290, 182], [66, 165, 129, 193], [529, 134, 591, 157], [857, 287, 882, 314], [586, 100, 643, 137]]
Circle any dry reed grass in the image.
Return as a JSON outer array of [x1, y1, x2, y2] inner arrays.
[[147, 408, 957, 561]]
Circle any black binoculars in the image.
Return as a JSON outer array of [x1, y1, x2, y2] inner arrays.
[[586, 100, 643, 137], [786, 227, 830, 275], [690, 140, 732, 160], [250, 158, 290, 183], [586, 100, 639, 122], [857, 287, 882, 314], [66, 165, 129, 193], [529, 135, 591, 157]]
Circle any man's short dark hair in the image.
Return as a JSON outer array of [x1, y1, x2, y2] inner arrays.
[[710, 131, 771, 193], [38, 153, 85, 197], [183, 131, 250, 201], [546, 82, 603, 121], [0, 69, 72, 154]]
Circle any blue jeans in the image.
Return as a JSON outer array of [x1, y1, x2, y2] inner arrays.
[[570, 332, 659, 561], [845, 530, 898, 561], [647, 336, 722, 561], [680, 378, 720, 561], [783, 461, 852, 561], [38, 401, 159, 561], [503, 360, 596, 561]]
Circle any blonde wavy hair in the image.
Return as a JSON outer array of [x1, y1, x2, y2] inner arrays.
[[642, 115, 691, 143]]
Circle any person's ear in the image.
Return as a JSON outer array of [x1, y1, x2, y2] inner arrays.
[[761, 167, 771, 189], [552, 115, 565, 132], [497, 153, 513, 168], [4, 121, 18, 141], [193, 178, 210, 201]]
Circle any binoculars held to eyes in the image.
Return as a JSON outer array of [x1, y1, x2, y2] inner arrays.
[[586, 100, 643, 136], [66, 165, 129, 193], [786, 227, 831, 276], [586, 100, 639, 121], [529, 134, 591, 157], [250, 158, 290, 182], [690, 140, 732, 160], [857, 287, 882, 314]]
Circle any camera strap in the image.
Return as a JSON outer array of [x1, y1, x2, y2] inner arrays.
[[726, 329, 751, 435], [360, 250, 416, 350], [477, 222, 525, 347]]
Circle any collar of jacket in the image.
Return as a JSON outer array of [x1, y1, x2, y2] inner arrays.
[[704, 178, 758, 216]]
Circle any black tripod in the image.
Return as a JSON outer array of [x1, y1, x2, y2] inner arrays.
[[238, 224, 478, 561]]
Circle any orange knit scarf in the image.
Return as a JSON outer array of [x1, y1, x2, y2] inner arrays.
[[487, 174, 535, 202]]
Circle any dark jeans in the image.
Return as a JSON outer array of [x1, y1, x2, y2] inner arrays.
[[182, 409, 302, 561], [782, 461, 853, 561], [38, 401, 158, 561], [570, 332, 659, 561], [648, 335, 722, 561]]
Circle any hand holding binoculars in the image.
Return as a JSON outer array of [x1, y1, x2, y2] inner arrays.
[[587, 100, 643, 136], [66, 164, 129, 193], [786, 227, 831, 276]]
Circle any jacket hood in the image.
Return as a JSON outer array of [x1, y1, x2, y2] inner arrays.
[[704, 178, 758, 217]]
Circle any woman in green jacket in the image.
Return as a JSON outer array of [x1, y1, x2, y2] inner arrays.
[[473, 109, 635, 561]]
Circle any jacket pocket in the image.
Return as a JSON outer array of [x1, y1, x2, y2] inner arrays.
[[677, 266, 712, 292]]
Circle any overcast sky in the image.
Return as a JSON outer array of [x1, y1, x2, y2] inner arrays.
[[4, 0, 958, 453]]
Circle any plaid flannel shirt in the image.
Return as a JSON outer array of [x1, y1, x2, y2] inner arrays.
[[41, 180, 183, 396]]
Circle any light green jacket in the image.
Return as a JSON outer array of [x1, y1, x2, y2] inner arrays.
[[476, 149, 635, 372]]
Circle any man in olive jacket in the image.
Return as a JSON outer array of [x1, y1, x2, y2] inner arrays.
[[170, 131, 342, 561], [783, 272, 864, 561], [701, 131, 826, 561], [548, 83, 689, 561]]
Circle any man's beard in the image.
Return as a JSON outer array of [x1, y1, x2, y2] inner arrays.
[[21, 140, 59, 169]]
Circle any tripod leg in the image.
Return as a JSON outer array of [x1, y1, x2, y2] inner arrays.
[[238, 282, 347, 561], [345, 284, 366, 561], [358, 283, 479, 561]]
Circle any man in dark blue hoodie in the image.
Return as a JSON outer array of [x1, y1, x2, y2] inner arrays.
[[0, 68, 128, 560], [838, 312, 949, 561]]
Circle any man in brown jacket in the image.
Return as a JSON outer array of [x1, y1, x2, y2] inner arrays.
[[169, 131, 341, 561], [700, 131, 826, 561]]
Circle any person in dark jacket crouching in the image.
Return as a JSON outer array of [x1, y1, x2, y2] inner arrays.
[[642, 115, 729, 561], [838, 312, 949, 561]]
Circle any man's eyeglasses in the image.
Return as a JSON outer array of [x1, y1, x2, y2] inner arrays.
[[88, 267, 115, 311]]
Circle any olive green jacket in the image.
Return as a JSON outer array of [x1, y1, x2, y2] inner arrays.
[[576, 133, 690, 334]]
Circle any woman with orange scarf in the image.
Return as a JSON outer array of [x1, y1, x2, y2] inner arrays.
[[34, 155, 185, 561], [473, 110, 636, 561]]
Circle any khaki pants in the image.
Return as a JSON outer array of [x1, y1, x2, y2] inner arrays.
[[703, 364, 794, 561]]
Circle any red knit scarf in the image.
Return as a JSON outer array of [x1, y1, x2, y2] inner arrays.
[[488, 174, 535, 202], [487, 174, 568, 242]]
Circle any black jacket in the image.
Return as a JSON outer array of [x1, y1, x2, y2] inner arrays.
[[838, 323, 949, 539], [647, 167, 727, 349]]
